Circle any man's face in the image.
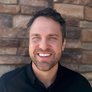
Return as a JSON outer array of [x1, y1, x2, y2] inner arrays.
[[29, 17, 65, 71]]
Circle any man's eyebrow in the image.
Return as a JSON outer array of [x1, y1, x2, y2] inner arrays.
[[31, 34, 40, 37], [48, 34, 59, 37]]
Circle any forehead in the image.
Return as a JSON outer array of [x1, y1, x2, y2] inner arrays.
[[29, 17, 62, 36]]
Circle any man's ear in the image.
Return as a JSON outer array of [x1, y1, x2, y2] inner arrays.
[[62, 39, 66, 51]]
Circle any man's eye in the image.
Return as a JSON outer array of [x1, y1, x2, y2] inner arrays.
[[32, 37, 40, 41], [50, 37, 57, 40]]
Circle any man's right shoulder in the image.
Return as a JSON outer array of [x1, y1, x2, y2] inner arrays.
[[0, 64, 29, 83]]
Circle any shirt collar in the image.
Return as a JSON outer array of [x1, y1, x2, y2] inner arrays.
[[26, 62, 63, 85], [26, 63, 36, 84]]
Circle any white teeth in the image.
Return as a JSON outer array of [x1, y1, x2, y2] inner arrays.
[[39, 54, 50, 57]]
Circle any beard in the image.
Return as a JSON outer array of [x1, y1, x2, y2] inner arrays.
[[30, 48, 62, 71]]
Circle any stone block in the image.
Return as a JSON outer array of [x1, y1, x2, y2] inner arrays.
[[54, 3, 84, 19], [0, 0, 17, 4], [13, 15, 31, 28], [66, 40, 81, 49], [85, 6, 92, 21], [0, 28, 28, 38], [82, 51, 92, 64], [61, 63, 79, 72], [66, 27, 81, 39], [0, 47, 17, 55], [79, 65, 92, 72], [0, 38, 19, 47], [62, 48, 82, 64], [81, 28, 92, 42], [82, 43, 92, 50], [19, 38, 29, 48], [21, 6, 45, 15], [19, 0, 50, 7], [0, 14, 12, 28], [0, 5, 20, 14], [17, 47, 29, 56], [0, 55, 30, 64], [65, 18, 79, 27], [80, 21, 92, 28], [54, 0, 92, 6]]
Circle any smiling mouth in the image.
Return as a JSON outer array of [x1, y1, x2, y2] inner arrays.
[[37, 53, 52, 57]]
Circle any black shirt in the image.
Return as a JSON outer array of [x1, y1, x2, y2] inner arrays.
[[0, 63, 92, 92]]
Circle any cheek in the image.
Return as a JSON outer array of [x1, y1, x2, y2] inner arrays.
[[51, 42, 63, 52], [29, 41, 39, 56], [29, 43, 35, 55]]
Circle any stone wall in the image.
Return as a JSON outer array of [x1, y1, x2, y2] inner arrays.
[[0, 0, 92, 86]]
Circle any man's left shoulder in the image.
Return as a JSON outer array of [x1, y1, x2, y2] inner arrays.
[[60, 65, 92, 89]]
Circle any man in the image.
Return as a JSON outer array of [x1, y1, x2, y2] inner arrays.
[[0, 8, 92, 92]]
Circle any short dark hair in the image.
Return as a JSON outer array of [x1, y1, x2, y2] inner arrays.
[[27, 8, 66, 42]]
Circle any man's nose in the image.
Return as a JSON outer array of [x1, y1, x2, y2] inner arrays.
[[39, 39, 48, 51]]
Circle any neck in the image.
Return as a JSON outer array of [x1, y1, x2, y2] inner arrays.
[[32, 63, 58, 88]]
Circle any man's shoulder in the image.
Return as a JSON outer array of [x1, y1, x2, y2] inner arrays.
[[60, 65, 92, 89], [61, 65, 87, 81], [0, 64, 29, 83]]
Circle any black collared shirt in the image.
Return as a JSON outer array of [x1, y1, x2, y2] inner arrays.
[[0, 63, 92, 92]]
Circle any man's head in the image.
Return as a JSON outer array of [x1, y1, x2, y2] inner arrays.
[[27, 8, 66, 71], [27, 8, 66, 42]]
